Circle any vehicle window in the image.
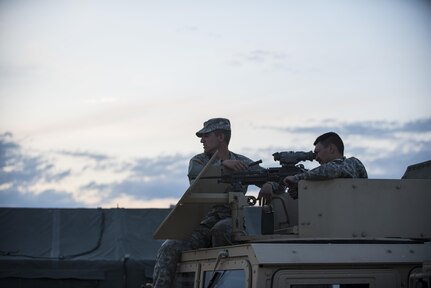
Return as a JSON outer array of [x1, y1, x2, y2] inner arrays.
[[174, 272, 195, 288], [291, 285, 369, 288], [274, 268, 399, 287], [203, 269, 245, 288]]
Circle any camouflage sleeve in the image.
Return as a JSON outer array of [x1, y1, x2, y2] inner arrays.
[[294, 157, 368, 182], [187, 154, 208, 183]]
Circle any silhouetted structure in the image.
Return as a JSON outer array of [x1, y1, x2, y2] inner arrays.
[[0, 208, 170, 287]]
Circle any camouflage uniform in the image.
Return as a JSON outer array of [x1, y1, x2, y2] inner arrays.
[[288, 156, 367, 200], [188, 151, 258, 231], [152, 151, 258, 288], [292, 157, 368, 181], [153, 118, 277, 288]]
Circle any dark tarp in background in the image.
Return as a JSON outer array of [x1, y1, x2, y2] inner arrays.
[[0, 208, 171, 288]]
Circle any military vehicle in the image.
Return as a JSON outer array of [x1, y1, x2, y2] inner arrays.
[[153, 153, 431, 288]]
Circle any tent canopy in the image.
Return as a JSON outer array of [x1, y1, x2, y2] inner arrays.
[[0, 207, 170, 287]]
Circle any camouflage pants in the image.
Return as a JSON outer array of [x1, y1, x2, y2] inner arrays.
[[152, 218, 232, 288]]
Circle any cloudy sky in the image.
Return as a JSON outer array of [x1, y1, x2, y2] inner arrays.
[[1, 0, 430, 208]]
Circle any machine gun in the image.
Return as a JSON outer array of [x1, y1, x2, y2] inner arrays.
[[205, 151, 315, 192]]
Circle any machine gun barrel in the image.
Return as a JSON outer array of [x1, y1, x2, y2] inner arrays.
[[217, 165, 305, 187]]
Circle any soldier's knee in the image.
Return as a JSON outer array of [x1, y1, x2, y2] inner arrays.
[[161, 239, 180, 249], [210, 219, 232, 247], [212, 219, 232, 233], [158, 240, 183, 257]]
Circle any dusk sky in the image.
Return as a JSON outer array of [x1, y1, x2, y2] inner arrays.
[[1, 0, 430, 208]]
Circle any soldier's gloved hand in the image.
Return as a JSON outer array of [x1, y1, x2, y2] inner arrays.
[[283, 176, 296, 187], [288, 187, 298, 199], [257, 182, 274, 206], [284, 176, 299, 199]]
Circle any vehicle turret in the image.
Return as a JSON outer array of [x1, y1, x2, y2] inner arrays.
[[153, 158, 431, 287]]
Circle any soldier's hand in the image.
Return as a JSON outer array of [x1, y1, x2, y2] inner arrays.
[[221, 160, 248, 171], [284, 176, 299, 199], [283, 176, 296, 188], [257, 182, 273, 206], [288, 188, 298, 199]]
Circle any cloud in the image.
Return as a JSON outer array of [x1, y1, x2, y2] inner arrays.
[[0, 188, 79, 208], [1, 132, 192, 207], [260, 117, 431, 136], [403, 118, 431, 132], [0, 133, 77, 207], [1, 118, 430, 208], [57, 150, 111, 162], [131, 154, 190, 177], [79, 154, 191, 202], [1, 132, 71, 187], [228, 49, 289, 67], [254, 118, 431, 178]]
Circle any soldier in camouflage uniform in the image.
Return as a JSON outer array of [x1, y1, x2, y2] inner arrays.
[[152, 118, 282, 288], [283, 131, 367, 199]]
